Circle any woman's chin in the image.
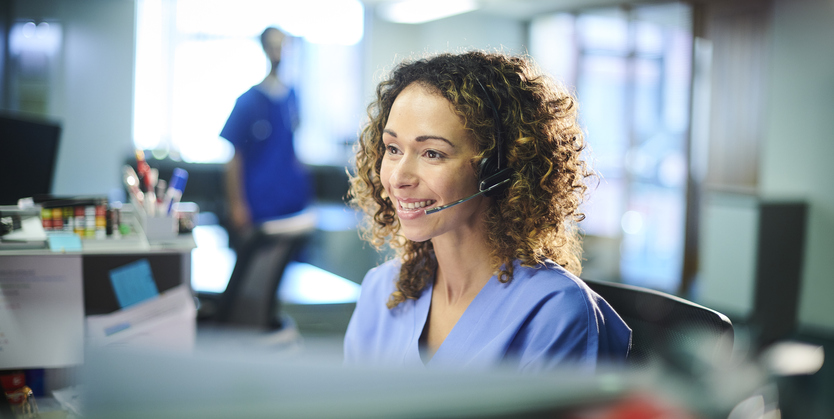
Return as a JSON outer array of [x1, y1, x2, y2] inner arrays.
[[399, 228, 432, 244]]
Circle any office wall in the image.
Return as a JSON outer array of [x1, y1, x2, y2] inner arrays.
[[362, 8, 527, 108], [760, 0, 834, 333], [51, 0, 135, 197], [8, 0, 135, 198]]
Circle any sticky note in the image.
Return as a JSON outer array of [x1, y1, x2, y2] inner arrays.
[[47, 232, 83, 252], [109, 259, 159, 309]]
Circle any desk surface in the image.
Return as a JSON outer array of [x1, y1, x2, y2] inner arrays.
[[0, 207, 195, 256]]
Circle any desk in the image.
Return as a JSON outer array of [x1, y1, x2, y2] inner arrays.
[[0, 209, 196, 371]]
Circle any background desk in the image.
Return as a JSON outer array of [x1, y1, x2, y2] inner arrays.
[[0, 217, 195, 372]]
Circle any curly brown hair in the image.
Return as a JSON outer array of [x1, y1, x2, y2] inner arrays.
[[348, 50, 591, 309]]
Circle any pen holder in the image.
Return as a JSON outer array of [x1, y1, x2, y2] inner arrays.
[[132, 201, 177, 242], [140, 215, 178, 242], [128, 195, 180, 242]]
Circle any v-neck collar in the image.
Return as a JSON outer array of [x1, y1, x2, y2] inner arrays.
[[252, 85, 291, 105], [410, 269, 505, 368]]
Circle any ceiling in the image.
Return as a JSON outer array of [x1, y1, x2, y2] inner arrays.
[[360, 0, 645, 21]]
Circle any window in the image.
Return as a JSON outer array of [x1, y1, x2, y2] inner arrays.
[[531, 3, 693, 292], [133, 0, 365, 165]]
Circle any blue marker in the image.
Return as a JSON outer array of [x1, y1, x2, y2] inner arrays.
[[162, 168, 188, 215]]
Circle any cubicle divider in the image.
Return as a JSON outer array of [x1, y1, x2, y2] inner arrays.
[[82, 253, 187, 316]]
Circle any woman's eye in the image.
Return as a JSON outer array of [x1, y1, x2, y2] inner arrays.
[[425, 150, 443, 159], [386, 145, 400, 155]]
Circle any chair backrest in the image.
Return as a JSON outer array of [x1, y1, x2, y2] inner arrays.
[[215, 210, 317, 330], [583, 279, 734, 370]]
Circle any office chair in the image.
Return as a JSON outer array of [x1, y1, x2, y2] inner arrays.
[[584, 279, 734, 370], [210, 209, 317, 331]]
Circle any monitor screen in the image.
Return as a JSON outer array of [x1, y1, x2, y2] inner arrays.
[[0, 113, 62, 205]]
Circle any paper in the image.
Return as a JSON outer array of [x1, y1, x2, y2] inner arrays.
[[0, 255, 85, 369], [85, 284, 196, 352], [108, 258, 160, 309], [47, 232, 83, 252]]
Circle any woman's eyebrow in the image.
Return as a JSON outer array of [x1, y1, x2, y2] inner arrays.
[[415, 135, 454, 148], [383, 129, 455, 148]]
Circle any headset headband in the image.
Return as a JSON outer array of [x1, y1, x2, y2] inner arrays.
[[475, 78, 504, 171]]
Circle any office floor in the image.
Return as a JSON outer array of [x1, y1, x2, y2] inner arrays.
[[191, 214, 372, 361]]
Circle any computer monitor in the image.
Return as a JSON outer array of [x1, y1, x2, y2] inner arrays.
[[0, 113, 62, 205]]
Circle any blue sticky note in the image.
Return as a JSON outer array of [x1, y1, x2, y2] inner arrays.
[[47, 232, 83, 252], [109, 259, 159, 309]]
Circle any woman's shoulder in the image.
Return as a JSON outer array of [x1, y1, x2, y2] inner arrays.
[[498, 261, 631, 369], [364, 259, 401, 279], [511, 260, 590, 296], [504, 261, 604, 320], [358, 259, 401, 296]]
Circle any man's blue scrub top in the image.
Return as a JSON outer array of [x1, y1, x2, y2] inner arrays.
[[220, 87, 312, 223], [344, 259, 631, 373]]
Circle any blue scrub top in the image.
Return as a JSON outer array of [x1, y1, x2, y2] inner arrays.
[[344, 259, 631, 373], [220, 87, 312, 223]]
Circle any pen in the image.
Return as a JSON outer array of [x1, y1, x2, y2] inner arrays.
[[135, 150, 151, 193], [123, 165, 144, 206]]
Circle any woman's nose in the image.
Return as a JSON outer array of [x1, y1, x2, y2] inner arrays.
[[388, 157, 418, 189]]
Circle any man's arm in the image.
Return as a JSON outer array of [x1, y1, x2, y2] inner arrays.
[[225, 152, 251, 230]]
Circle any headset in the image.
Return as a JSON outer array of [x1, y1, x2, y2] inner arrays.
[[475, 78, 515, 197], [424, 78, 515, 215]]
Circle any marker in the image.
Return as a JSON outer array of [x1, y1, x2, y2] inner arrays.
[[162, 168, 188, 215]]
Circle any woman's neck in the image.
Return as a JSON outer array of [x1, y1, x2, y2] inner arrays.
[[431, 227, 494, 306]]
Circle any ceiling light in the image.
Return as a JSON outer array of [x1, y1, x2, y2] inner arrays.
[[378, 0, 478, 24]]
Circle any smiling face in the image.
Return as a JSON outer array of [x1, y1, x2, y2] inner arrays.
[[380, 82, 487, 243]]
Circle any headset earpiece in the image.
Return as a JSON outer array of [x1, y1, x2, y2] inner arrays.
[[478, 155, 509, 197], [479, 167, 513, 197], [475, 79, 515, 198]]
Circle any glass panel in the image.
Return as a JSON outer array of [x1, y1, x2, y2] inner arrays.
[[134, 0, 364, 165], [294, 43, 364, 165], [577, 55, 629, 178], [576, 10, 630, 53], [533, 2, 693, 293], [171, 39, 261, 162], [529, 13, 576, 86], [633, 57, 662, 140], [576, 54, 628, 240], [580, 176, 626, 238], [620, 182, 686, 292], [635, 21, 664, 55], [664, 30, 694, 133]]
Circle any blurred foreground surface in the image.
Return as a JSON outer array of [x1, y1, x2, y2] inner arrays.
[[72, 326, 827, 419]]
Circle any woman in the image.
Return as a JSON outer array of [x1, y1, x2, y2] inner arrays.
[[344, 51, 630, 373]]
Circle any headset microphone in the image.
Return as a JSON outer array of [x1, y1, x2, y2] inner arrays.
[[424, 176, 511, 215]]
